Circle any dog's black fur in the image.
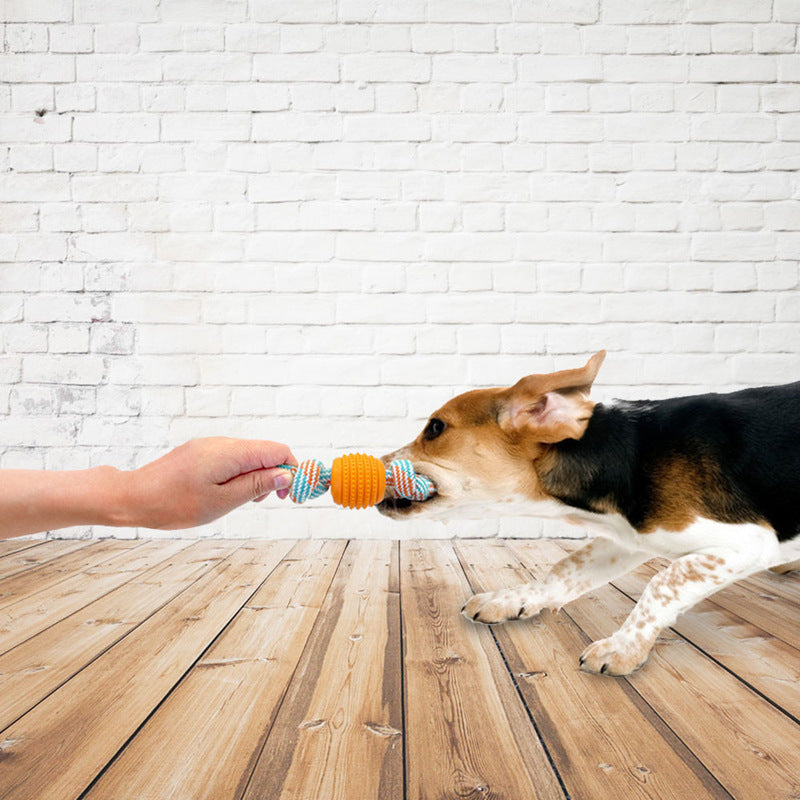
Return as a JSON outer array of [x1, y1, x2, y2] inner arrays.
[[541, 381, 800, 541]]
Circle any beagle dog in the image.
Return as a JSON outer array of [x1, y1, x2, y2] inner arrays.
[[379, 351, 800, 675]]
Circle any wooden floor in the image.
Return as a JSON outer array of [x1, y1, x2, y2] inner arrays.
[[2, 538, 800, 800]]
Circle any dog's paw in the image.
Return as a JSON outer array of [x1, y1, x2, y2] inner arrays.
[[461, 589, 541, 625], [578, 635, 651, 676]]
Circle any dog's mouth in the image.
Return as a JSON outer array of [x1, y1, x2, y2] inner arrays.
[[376, 487, 439, 517]]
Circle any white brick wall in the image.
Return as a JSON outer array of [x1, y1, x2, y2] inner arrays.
[[2, 1, 800, 541]]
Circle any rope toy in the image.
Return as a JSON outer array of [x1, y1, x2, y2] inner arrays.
[[278, 453, 435, 510]]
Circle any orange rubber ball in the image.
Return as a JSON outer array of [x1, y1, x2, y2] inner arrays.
[[330, 453, 387, 509]]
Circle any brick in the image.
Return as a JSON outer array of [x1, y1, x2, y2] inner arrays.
[[24, 354, 105, 385], [2, 54, 75, 82], [344, 114, 430, 142], [433, 114, 515, 143], [251, 0, 336, 22], [162, 113, 251, 141], [74, 114, 159, 142], [162, 53, 251, 81], [519, 114, 603, 142], [518, 55, 602, 82], [160, 174, 246, 202], [427, 233, 514, 262], [380, 355, 468, 385], [75, 0, 158, 21], [5, 24, 49, 52], [517, 232, 602, 261], [244, 232, 333, 261], [344, 54, 431, 83], [602, 0, 684, 23], [227, 84, 289, 111], [690, 56, 777, 83], [431, 54, 515, 83], [71, 175, 157, 202], [252, 112, 341, 142], [252, 54, 339, 82], [3, 0, 72, 21], [515, 0, 598, 22], [69, 233, 154, 261], [688, 0, 772, 22], [336, 232, 423, 262], [77, 55, 162, 82], [604, 56, 687, 83]]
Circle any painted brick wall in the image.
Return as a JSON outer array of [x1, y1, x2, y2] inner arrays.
[[2, 0, 800, 540]]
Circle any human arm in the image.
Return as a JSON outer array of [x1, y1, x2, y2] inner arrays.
[[0, 437, 297, 540]]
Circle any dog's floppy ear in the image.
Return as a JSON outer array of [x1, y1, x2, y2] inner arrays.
[[500, 351, 605, 443]]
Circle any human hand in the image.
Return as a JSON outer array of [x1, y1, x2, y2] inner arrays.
[[123, 437, 298, 530]]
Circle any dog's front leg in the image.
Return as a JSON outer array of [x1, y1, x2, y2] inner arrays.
[[463, 538, 649, 625], [579, 528, 779, 676]]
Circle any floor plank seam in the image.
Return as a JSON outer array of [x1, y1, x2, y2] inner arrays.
[[452, 544, 571, 800], [610, 580, 800, 730], [7, 538, 800, 800], [555, 599, 737, 800], [236, 539, 351, 800], [397, 540, 409, 800], [75, 541, 288, 800], [0, 542, 155, 659]]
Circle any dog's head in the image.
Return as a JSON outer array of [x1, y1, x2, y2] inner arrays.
[[378, 351, 606, 520]]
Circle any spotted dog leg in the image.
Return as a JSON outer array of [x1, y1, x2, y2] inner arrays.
[[463, 538, 649, 625], [580, 524, 781, 676]]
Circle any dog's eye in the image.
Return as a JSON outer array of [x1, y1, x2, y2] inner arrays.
[[423, 418, 447, 441]]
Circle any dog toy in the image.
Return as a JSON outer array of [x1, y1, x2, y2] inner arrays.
[[278, 454, 435, 510]]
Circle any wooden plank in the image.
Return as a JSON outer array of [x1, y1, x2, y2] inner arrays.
[[0, 539, 232, 731], [739, 569, 800, 602], [680, 572, 800, 653], [0, 539, 94, 580], [84, 539, 346, 800], [0, 539, 46, 558], [0, 539, 294, 800], [515, 541, 800, 800], [0, 538, 140, 612], [241, 539, 404, 800], [400, 540, 565, 800], [0, 539, 185, 654], [611, 564, 800, 722], [457, 539, 728, 800]]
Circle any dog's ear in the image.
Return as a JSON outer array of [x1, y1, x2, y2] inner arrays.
[[500, 351, 605, 443]]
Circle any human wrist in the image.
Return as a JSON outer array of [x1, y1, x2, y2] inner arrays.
[[95, 466, 139, 528]]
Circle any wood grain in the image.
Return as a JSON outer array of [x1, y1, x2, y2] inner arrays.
[[0, 539, 229, 730], [0, 538, 140, 613], [402, 539, 564, 800], [242, 539, 403, 800], [4, 537, 800, 800], [0, 540, 292, 800], [85, 539, 346, 800], [535, 542, 800, 800], [612, 563, 800, 723], [0, 539, 185, 654], [458, 539, 726, 800], [0, 540, 45, 558], [0, 538, 95, 581]]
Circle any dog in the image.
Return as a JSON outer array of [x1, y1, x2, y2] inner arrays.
[[378, 351, 800, 675]]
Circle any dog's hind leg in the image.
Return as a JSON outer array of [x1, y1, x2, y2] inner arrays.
[[579, 521, 781, 676], [462, 537, 649, 625]]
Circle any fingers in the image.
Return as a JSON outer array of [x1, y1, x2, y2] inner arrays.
[[224, 466, 293, 506], [230, 439, 299, 475]]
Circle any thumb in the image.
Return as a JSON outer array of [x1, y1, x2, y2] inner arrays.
[[224, 467, 293, 505]]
